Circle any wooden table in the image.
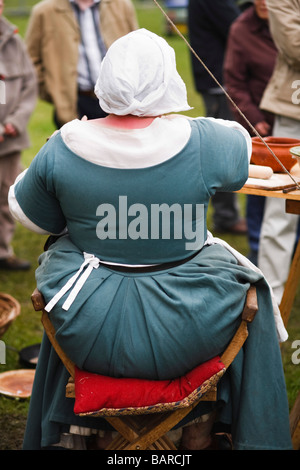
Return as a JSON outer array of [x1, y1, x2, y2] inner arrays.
[[238, 170, 300, 450], [238, 183, 300, 328]]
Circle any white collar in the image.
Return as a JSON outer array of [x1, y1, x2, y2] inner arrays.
[[60, 116, 191, 169]]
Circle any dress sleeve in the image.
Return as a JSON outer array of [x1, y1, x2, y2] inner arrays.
[[9, 134, 67, 235], [194, 117, 251, 195]]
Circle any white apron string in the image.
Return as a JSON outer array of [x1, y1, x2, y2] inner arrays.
[[45, 252, 100, 312], [204, 231, 288, 343]]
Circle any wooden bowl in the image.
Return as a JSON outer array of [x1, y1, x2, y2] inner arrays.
[[0, 293, 21, 338], [251, 137, 300, 173]]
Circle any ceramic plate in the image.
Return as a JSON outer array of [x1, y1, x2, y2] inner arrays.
[[0, 369, 35, 398], [290, 146, 300, 157]]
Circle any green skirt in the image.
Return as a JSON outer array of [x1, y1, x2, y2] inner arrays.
[[23, 236, 292, 450]]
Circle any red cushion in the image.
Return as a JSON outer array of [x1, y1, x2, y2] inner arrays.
[[73, 356, 225, 415]]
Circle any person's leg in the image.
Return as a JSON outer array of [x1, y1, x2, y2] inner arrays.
[[246, 195, 265, 265], [179, 410, 232, 450], [202, 92, 246, 234], [258, 197, 298, 303], [0, 151, 30, 270], [53, 93, 108, 129], [258, 115, 300, 303], [77, 93, 107, 120], [180, 411, 217, 449], [212, 191, 247, 233]]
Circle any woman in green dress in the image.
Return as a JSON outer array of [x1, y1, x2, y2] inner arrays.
[[9, 29, 291, 450]]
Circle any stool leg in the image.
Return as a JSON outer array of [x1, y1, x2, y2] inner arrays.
[[290, 391, 300, 450], [106, 413, 180, 450]]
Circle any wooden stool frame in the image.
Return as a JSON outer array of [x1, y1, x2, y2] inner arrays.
[[31, 286, 258, 450]]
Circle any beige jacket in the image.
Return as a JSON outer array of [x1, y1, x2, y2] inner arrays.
[[260, 0, 300, 121], [0, 16, 37, 157], [25, 0, 138, 125]]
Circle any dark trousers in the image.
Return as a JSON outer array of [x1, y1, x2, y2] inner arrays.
[[77, 92, 107, 120], [54, 92, 107, 129]]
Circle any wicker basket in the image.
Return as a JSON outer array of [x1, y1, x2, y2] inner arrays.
[[0, 293, 21, 338]]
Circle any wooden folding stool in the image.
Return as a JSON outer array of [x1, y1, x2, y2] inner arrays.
[[31, 285, 258, 450]]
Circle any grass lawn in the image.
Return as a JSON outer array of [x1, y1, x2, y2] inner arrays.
[[0, 0, 299, 450]]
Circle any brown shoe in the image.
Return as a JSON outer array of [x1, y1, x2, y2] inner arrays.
[[178, 433, 233, 451], [214, 219, 248, 235], [0, 256, 31, 271], [205, 433, 233, 450]]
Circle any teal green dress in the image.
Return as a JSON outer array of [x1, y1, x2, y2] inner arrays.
[[15, 118, 292, 449]]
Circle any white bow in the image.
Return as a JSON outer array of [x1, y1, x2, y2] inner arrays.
[[45, 252, 100, 312]]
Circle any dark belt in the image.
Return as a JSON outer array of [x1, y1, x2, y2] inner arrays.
[[78, 89, 97, 99], [44, 236, 200, 274], [105, 251, 200, 273]]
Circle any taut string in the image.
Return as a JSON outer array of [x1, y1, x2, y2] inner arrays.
[[153, 0, 300, 190]]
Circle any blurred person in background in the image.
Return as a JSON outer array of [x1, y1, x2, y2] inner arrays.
[[25, 0, 138, 128], [0, 0, 37, 271], [188, 0, 248, 235], [259, 0, 300, 304], [224, 0, 277, 265]]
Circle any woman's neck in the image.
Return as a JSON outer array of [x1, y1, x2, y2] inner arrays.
[[95, 114, 158, 129]]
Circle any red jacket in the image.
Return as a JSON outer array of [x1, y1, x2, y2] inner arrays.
[[223, 6, 277, 135]]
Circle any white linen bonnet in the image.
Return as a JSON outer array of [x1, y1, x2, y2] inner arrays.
[[94, 28, 192, 116]]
